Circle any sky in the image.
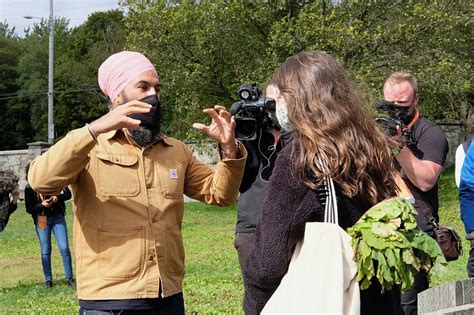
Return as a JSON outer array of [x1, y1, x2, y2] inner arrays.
[[0, 0, 122, 37]]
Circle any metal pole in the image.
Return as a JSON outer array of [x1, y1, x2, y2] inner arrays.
[[48, 0, 54, 144]]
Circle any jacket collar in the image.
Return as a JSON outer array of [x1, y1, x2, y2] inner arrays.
[[103, 129, 173, 147]]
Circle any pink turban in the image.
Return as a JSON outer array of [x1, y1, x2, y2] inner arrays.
[[98, 51, 157, 102]]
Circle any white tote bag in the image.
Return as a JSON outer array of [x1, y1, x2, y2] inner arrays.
[[261, 176, 360, 315]]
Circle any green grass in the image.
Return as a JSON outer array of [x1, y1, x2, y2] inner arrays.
[[0, 167, 468, 313], [0, 202, 243, 314]]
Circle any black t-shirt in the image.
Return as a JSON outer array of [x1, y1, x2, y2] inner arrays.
[[236, 130, 291, 233], [401, 116, 448, 232]]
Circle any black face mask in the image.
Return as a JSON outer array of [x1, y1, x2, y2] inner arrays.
[[401, 111, 416, 126], [392, 104, 416, 126], [127, 95, 162, 147], [129, 94, 162, 129]]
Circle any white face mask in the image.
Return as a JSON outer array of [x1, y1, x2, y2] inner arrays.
[[276, 98, 293, 132]]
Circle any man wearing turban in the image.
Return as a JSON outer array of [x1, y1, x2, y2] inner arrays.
[[28, 51, 246, 314]]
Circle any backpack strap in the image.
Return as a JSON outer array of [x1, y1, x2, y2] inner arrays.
[[463, 138, 472, 153]]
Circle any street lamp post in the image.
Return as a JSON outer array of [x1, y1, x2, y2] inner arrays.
[[24, 0, 54, 144]]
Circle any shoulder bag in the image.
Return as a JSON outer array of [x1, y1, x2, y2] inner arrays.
[[418, 201, 462, 261]]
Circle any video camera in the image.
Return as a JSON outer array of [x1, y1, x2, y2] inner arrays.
[[230, 83, 280, 140], [375, 100, 418, 154]]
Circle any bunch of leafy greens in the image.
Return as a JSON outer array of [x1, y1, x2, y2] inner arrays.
[[347, 198, 447, 292]]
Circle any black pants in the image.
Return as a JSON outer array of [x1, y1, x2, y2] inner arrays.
[[468, 246, 474, 278], [400, 270, 429, 315], [361, 280, 401, 315], [234, 232, 256, 272], [79, 293, 184, 315]]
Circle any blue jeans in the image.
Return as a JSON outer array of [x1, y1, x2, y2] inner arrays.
[[35, 214, 73, 282]]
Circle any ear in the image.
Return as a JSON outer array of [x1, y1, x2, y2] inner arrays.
[[111, 94, 122, 109], [272, 85, 281, 97], [414, 93, 420, 105]]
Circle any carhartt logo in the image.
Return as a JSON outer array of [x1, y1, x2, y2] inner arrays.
[[169, 169, 178, 179]]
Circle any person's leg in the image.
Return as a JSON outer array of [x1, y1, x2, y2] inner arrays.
[[36, 219, 53, 283], [234, 232, 256, 271], [400, 270, 429, 315], [467, 242, 474, 278], [51, 214, 74, 280], [153, 292, 185, 315], [361, 280, 401, 315]]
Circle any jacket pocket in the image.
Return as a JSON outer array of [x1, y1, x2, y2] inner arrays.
[[96, 152, 140, 197], [155, 160, 185, 199], [166, 225, 185, 275], [98, 225, 145, 280]]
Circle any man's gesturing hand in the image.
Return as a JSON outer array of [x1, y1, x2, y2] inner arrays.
[[192, 105, 237, 150], [88, 100, 152, 137]]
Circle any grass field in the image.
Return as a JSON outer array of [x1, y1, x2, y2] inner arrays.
[[0, 167, 468, 314]]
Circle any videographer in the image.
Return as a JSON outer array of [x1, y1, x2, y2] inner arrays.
[[232, 84, 292, 271], [382, 72, 448, 315]]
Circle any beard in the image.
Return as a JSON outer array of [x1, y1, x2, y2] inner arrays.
[[120, 93, 161, 147], [129, 126, 158, 147]]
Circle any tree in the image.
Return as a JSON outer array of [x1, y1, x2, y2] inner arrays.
[[54, 10, 126, 136], [268, 0, 473, 120], [9, 10, 126, 146], [125, 0, 472, 142], [0, 22, 33, 149], [125, 0, 311, 140], [15, 18, 72, 142]]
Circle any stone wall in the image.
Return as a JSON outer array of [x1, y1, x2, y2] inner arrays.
[[0, 142, 51, 199], [438, 122, 466, 168], [418, 278, 474, 314]]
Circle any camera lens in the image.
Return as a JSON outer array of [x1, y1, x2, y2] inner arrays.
[[235, 118, 258, 140]]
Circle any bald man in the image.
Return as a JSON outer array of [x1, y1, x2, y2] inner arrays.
[[28, 51, 246, 314], [383, 72, 448, 315]]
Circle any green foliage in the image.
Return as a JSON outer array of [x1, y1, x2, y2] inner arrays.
[[348, 198, 447, 292], [269, 0, 473, 120], [0, 21, 16, 38], [125, 0, 472, 141], [125, 0, 309, 140], [0, 23, 33, 149], [16, 18, 75, 141], [1, 1, 471, 148], [53, 10, 126, 136], [0, 11, 126, 149]]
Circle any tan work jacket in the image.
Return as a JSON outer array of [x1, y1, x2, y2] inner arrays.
[[28, 126, 246, 300]]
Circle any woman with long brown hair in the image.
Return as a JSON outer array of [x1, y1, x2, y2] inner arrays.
[[243, 50, 401, 314]]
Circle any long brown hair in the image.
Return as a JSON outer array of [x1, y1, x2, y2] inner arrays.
[[272, 50, 397, 204]]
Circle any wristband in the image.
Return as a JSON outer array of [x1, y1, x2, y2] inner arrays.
[[85, 123, 98, 143], [220, 141, 240, 159]]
